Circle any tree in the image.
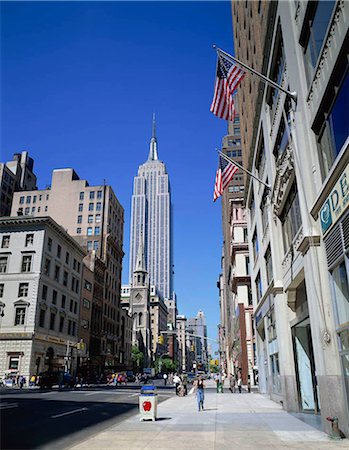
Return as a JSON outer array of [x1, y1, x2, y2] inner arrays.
[[155, 356, 177, 373], [131, 346, 144, 369]]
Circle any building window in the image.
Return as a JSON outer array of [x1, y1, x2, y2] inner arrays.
[[57, 245, 61, 258], [87, 241, 92, 251], [95, 214, 101, 223], [0, 283, 4, 297], [88, 203, 94, 211], [8, 356, 20, 370], [68, 319, 72, 335], [49, 312, 56, 330], [44, 258, 51, 276], [93, 241, 99, 251], [39, 309, 46, 327], [44, 206, 48, 212], [21, 255, 32, 272], [18, 283, 29, 297], [96, 202, 101, 211], [59, 316, 65, 333], [84, 280, 92, 291], [261, 190, 269, 234], [77, 215, 82, 224], [42, 284, 48, 300], [267, 26, 285, 116], [95, 227, 100, 235], [79, 192, 84, 201], [63, 270, 68, 287], [25, 207, 30, 215], [1, 236, 10, 248], [270, 352, 281, 394], [74, 301, 78, 314], [97, 190, 102, 199], [72, 321, 76, 336], [78, 203, 83, 212], [65, 252, 70, 264], [33, 195, 37, 204], [280, 183, 302, 251], [83, 298, 90, 309], [252, 230, 259, 261], [46, 194, 49, 201], [249, 193, 255, 223], [87, 227, 93, 236], [331, 259, 349, 327], [303, 1, 335, 84], [255, 271, 262, 303], [25, 234, 34, 247], [26, 196, 31, 204], [19, 196, 25, 204], [76, 228, 81, 234], [15, 307, 26, 326], [31, 207, 36, 214], [318, 70, 349, 178], [54, 265, 60, 282], [61, 294, 66, 309], [48, 238, 52, 251], [52, 289, 57, 305], [89, 191, 95, 200], [88, 215, 93, 223], [265, 246, 273, 285]]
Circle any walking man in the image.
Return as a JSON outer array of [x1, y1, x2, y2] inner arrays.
[[237, 376, 242, 393], [173, 373, 181, 395]]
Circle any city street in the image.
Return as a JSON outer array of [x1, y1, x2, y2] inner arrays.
[[0, 382, 174, 450]]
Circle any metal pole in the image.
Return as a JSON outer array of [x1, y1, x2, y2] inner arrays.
[[218, 150, 271, 190], [214, 46, 297, 103]]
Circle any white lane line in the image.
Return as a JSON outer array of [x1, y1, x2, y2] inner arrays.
[[85, 391, 106, 396], [51, 407, 88, 419], [0, 403, 19, 410], [129, 393, 139, 397]]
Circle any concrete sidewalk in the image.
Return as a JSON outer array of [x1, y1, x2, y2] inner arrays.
[[69, 387, 348, 450]]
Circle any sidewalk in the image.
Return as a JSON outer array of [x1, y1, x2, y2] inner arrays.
[[69, 386, 348, 450]]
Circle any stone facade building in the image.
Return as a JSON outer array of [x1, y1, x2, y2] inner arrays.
[[231, 0, 349, 436], [0, 216, 85, 380], [11, 168, 127, 370]]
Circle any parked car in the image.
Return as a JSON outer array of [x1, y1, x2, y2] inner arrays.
[[38, 371, 74, 389]]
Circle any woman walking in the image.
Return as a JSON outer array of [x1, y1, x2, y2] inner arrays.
[[194, 376, 205, 411]]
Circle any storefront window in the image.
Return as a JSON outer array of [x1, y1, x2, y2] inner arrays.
[[331, 260, 349, 327], [270, 353, 281, 394]]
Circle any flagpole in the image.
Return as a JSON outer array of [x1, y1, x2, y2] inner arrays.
[[218, 150, 271, 190], [213, 45, 297, 103]]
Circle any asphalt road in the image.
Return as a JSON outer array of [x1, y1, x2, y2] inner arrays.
[[0, 381, 175, 450]]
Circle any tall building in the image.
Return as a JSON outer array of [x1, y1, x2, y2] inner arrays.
[[0, 216, 85, 380], [11, 168, 126, 369], [218, 115, 255, 384], [0, 151, 37, 217], [188, 310, 208, 371], [129, 115, 172, 300], [232, 0, 349, 436]]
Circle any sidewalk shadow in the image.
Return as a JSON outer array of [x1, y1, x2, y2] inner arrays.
[[156, 417, 172, 421], [203, 408, 217, 411]]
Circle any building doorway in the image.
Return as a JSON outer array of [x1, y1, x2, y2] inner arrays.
[[293, 318, 320, 413]]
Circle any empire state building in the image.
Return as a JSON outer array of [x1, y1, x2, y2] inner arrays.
[[129, 115, 172, 299]]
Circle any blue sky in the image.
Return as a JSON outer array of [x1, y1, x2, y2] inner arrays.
[[1, 1, 234, 350]]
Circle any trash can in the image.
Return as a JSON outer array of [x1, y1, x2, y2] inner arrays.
[[139, 385, 158, 421]]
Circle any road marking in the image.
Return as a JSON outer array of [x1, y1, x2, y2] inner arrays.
[[129, 393, 139, 397], [51, 407, 88, 418], [0, 402, 19, 410]]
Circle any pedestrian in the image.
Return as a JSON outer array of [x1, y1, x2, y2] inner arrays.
[[182, 373, 188, 396], [163, 373, 168, 386], [237, 377, 242, 393], [19, 375, 26, 389], [194, 376, 205, 411], [247, 376, 251, 393], [173, 373, 181, 395], [229, 373, 235, 393]]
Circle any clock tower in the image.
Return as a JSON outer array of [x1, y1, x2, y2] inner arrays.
[[129, 236, 151, 366]]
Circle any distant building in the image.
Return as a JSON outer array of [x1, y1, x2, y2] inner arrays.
[[176, 315, 187, 372], [0, 151, 37, 217], [0, 216, 85, 380], [129, 115, 173, 300], [187, 310, 208, 371], [11, 168, 126, 370]]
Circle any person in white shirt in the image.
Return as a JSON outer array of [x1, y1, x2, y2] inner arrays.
[[173, 373, 181, 395]]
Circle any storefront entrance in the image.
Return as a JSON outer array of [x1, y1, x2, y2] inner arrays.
[[293, 318, 320, 413]]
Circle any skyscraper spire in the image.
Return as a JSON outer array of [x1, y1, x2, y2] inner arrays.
[[148, 113, 158, 161]]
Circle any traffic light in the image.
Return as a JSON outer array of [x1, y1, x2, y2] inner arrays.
[[158, 335, 164, 345], [76, 339, 84, 350]]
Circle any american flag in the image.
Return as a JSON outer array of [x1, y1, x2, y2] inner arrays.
[[210, 54, 245, 121], [213, 154, 239, 202]]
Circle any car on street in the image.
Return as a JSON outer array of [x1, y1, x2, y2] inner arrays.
[[38, 371, 74, 389]]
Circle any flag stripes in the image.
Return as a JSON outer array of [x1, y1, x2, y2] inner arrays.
[[213, 155, 239, 202], [210, 54, 245, 121]]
